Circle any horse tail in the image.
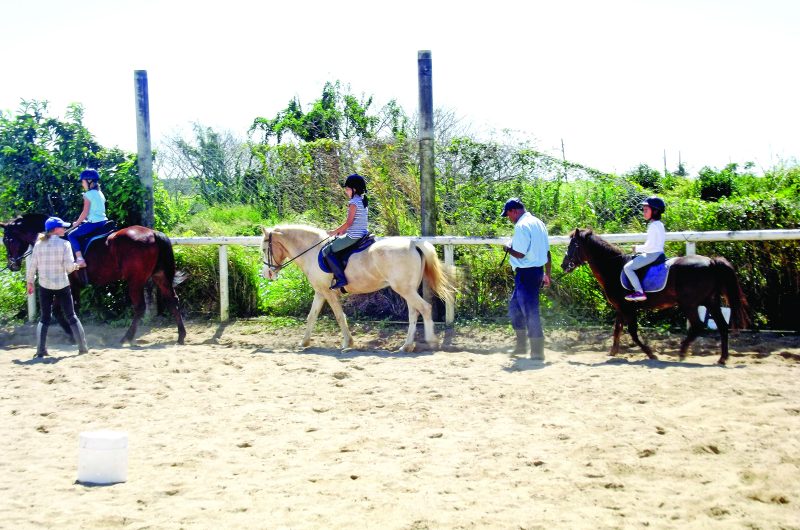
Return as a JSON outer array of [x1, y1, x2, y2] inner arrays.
[[712, 257, 750, 329], [153, 231, 179, 286], [415, 241, 456, 305]]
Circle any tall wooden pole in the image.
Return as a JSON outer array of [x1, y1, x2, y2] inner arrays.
[[134, 70, 156, 318], [418, 51, 438, 316], [134, 70, 154, 229], [418, 50, 435, 238]]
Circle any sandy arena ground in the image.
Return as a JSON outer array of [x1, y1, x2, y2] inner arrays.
[[1, 318, 798, 529]]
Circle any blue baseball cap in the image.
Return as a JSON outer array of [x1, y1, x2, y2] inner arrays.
[[44, 217, 70, 232], [500, 198, 525, 217]]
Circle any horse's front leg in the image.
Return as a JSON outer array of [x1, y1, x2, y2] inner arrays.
[[625, 310, 657, 360], [610, 312, 624, 355], [301, 291, 327, 348], [323, 292, 352, 349]]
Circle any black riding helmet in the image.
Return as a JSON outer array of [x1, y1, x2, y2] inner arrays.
[[641, 196, 666, 213], [342, 173, 367, 195]]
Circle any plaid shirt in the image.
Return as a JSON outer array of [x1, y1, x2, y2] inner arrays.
[[26, 236, 78, 290]]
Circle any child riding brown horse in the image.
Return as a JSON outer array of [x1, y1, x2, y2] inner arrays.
[[561, 228, 749, 365], [2, 213, 186, 345]]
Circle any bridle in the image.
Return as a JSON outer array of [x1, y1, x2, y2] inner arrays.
[[263, 232, 332, 274], [1, 232, 33, 272], [562, 237, 585, 272]]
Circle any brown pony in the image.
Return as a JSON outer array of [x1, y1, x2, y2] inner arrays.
[[2, 213, 186, 345], [561, 228, 749, 365]]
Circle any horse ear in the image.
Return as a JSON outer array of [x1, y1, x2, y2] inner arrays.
[[261, 226, 268, 237]]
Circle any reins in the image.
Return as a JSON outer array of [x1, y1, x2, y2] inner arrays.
[[264, 232, 332, 273], [1, 245, 32, 272]]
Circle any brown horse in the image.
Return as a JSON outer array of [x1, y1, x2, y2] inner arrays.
[[2, 213, 186, 345], [561, 228, 749, 365]]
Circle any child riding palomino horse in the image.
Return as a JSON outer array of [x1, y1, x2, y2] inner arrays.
[[261, 224, 454, 352]]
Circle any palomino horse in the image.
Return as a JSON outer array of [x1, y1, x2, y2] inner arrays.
[[261, 224, 454, 351], [561, 228, 749, 365], [1, 213, 186, 345]]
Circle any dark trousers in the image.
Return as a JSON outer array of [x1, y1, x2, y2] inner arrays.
[[509, 266, 544, 339], [39, 286, 78, 326]]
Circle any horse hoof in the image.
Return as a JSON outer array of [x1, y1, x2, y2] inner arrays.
[[398, 344, 414, 353]]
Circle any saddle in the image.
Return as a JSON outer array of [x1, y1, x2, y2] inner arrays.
[[620, 253, 678, 293], [67, 220, 117, 256], [317, 234, 376, 273]]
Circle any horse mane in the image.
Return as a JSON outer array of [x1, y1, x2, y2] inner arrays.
[[274, 224, 328, 238], [571, 228, 625, 260], [2, 213, 47, 232]]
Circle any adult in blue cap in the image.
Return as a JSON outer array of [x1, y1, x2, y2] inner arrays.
[[26, 217, 89, 358], [501, 197, 551, 360]]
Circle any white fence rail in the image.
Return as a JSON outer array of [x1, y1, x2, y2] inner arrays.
[[27, 229, 799, 323], [166, 229, 800, 325]]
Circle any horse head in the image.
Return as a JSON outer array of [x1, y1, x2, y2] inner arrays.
[[561, 228, 592, 273], [2, 215, 43, 271], [260, 226, 288, 280]]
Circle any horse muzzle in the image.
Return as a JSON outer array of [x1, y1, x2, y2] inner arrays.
[[561, 259, 578, 273], [261, 264, 279, 280]]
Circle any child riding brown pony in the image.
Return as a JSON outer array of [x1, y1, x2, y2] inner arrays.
[[2, 213, 186, 345], [561, 228, 749, 365]]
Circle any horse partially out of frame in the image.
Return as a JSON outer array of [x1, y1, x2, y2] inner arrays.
[[2, 213, 186, 345]]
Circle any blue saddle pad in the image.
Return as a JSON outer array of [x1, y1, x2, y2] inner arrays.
[[620, 256, 677, 293], [318, 235, 375, 273], [84, 232, 112, 256]]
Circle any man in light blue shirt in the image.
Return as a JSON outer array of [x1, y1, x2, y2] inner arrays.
[[502, 198, 551, 361]]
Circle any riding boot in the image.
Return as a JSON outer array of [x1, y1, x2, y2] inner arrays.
[[70, 321, 89, 354], [530, 337, 545, 361], [509, 329, 528, 356], [326, 254, 348, 290], [35, 322, 49, 358]]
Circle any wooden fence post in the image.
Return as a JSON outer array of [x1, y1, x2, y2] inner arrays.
[[219, 245, 229, 322]]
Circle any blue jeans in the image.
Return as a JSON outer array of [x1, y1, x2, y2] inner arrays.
[[68, 221, 105, 253], [509, 266, 544, 339]]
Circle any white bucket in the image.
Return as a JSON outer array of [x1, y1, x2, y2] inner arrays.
[[698, 306, 732, 330], [77, 430, 128, 484]]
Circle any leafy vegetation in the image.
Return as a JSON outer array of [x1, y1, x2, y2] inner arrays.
[[1, 90, 798, 332]]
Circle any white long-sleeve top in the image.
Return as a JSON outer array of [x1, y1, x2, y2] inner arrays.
[[635, 220, 665, 254]]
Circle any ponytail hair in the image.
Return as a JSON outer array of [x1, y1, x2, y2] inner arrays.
[[361, 192, 369, 208]]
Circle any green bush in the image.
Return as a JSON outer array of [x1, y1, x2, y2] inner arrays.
[[0, 269, 26, 322], [174, 245, 260, 318]]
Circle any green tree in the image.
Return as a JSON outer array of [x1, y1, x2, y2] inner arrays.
[[0, 100, 143, 225], [625, 163, 662, 191]]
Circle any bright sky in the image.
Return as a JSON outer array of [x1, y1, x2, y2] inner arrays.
[[2, 0, 798, 175]]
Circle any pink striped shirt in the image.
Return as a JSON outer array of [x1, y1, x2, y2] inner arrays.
[[26, 236, 78, 290]]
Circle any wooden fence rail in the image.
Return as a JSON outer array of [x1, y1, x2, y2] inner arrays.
[[28, 229, 800, 323]]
